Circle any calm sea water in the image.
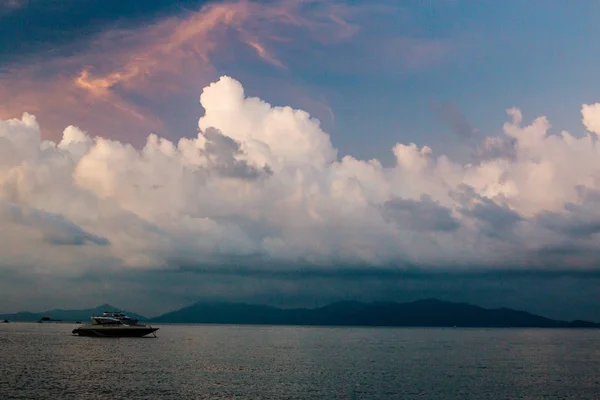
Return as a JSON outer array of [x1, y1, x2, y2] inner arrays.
[[1, 323, 599, 399]]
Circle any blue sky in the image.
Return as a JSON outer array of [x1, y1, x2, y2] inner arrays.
[[322, 0, 599, 161], [217, 0, 600, 163], [1, 0, 598, 161]]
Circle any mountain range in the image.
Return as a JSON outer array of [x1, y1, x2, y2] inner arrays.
[[1, 299, 598, 328]]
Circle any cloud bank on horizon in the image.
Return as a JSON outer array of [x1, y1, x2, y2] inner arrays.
[[2, 75, 600, 275]]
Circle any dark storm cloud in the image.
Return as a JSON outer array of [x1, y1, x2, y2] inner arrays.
[[43, 227, 110, 247], [48, 265, 600, 322], [461, 200, 522, 238], [451, 184, 522, 239], [203, 127, 273, 180], [0, 0, 211, 66], [382, 195, 460, 232], [536, 189, 600, 238], [2, 258, 600, 321], [0, 200, 110, 246], [167, 262, 600, 280]]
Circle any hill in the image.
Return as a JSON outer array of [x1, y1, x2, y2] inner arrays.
[[149, 299, 600, 328]]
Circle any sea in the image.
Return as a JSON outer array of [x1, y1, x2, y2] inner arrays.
[[1, 323, 599, 399]]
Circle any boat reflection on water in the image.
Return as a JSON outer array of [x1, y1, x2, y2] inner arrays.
[[72, 311, 158, 338]]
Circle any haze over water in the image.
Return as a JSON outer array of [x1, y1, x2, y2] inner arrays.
[[1, 323, 599, 399]]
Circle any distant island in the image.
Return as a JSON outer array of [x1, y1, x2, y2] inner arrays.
[[1, 299, 598, 328]]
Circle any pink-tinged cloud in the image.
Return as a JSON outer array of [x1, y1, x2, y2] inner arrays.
[[0, 0, 459, 145], [1, 0, 365, 144]]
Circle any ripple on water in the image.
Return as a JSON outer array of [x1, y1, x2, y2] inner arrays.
[[1, 323, 600, 399]]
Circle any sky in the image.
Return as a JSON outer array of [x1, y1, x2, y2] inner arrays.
[[1, 0, 600, 320]]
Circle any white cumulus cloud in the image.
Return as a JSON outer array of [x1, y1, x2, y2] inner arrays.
[[2, 76, 600, 275]]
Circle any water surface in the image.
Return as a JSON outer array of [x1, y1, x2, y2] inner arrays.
[[1, 323, 599, 399]]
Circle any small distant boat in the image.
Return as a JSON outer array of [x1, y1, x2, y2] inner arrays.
[[1, 319, 9, 323], [38, 317, 62, 323], [72, 311, 158, 338]]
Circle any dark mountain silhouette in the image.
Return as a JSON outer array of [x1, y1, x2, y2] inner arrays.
[[149, 299, 600, 328], [2, 299, 598, 327], [0, 304, 146, 322]]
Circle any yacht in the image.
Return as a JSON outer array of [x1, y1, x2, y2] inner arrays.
[[92, 311, 140, 326], [72, 311, 158, 337]]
